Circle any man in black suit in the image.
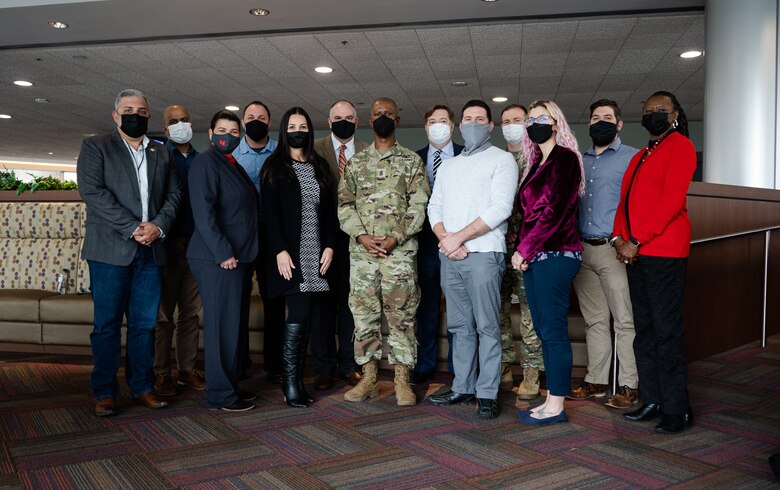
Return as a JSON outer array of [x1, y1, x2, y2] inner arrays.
[[412, 104, 464, 384], [77, 89, 182, 417]]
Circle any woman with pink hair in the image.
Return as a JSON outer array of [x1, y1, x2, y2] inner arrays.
[[512, 99, 584, 426]]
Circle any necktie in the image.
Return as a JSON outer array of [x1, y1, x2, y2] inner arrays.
[[338, 144, 348, 176], [432, 149, 443, 182]]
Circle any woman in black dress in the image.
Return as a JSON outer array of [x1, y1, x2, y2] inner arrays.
[[261, 107, 338, 407]]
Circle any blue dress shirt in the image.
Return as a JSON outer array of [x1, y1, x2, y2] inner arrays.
[[232, 136, 278, 194], [578, 137, 639, 239]]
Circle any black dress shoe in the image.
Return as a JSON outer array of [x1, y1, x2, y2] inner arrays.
[[624, 403, 661, 422], [237, 389, 257, 401], [313, 373, 333, 391], [220, 399, 255, 412], [410, 371, 432, 385], [476, 398, 500, 419], [655, 407, 693, 434], [428, 390, 475, 406]]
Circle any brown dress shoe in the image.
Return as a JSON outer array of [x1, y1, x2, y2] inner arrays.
[[177, 370, 206, 391], [605, 386, 640, 409], [134, 392, 169, 409], [344, 371, 362, 387], [313, 373, 333, 390], [95, 397, 117, 417], [567, 382, 607, 400], [155, 373, 177, 396]]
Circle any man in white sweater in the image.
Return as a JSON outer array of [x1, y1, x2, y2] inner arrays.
[[427, 99, 519, 419]]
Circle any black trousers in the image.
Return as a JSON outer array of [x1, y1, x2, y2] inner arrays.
[[257, 265, 286, 375], [189, 259, 252, 408], [627, 256, 690, 415], [309, 231, 357, 376]]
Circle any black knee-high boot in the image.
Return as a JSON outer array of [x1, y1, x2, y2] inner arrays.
[[297, 322, 314, 404], [282, 323, 310, 408]]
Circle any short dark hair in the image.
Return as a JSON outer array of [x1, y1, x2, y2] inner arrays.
[[461, 99, 492, 122], [500, 104, 528, 118], [589, 99, 621, 121], [210, 110, 241, 130], [243, 100, 271, 120], [424, 104, 454, 123]]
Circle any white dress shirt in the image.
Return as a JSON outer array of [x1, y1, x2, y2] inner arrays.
[[331, 133, 356, 161], [122, 135, 150, 222]]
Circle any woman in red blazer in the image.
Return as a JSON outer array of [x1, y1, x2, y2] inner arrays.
[[612, 91, 696, 434]]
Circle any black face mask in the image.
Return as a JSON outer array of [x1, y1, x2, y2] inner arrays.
[[211, 133, 241, 154], [287, 131, 309, 149], [642, 112, 672, 136], [526, 123, 554, 145], [245, 119, 269, 142], [120, 113, 148, 138], [372, 115, 396, 138], [589, 120, 619, 147], [331, 119, 356, 140]]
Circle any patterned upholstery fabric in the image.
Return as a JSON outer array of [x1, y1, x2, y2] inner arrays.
[[0, 202, 86, 292]]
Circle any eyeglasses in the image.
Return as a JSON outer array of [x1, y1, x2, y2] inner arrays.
[[525, 115, 553, 126]]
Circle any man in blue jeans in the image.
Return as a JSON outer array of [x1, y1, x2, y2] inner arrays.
[[77, 89, 181, 416]]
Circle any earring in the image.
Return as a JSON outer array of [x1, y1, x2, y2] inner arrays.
[[672, 120, 678, 129]]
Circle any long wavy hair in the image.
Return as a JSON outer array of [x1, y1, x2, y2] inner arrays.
[[520, 99, 585, 195], [261, 107, 334, 189]]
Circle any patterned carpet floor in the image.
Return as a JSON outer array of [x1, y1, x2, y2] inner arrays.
[[1, 337, 779, 489]]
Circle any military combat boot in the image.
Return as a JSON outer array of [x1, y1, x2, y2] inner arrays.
[[516, 367, 540, 400], [499, 363, 514, 392], [344, 360, 378, 402], [393, 364, 416, 406]]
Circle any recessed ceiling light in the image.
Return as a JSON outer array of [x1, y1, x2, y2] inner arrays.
[[452, 81, 468, 86], [14, 80, 33, 87], [492, 96, 508, 102], [225, 105, 240, 111], [482, 0, 499, 2], [48, 20, 68, 29], [35, 98, 49, 103], [249, 8, 270, 16], [48, 152, 54, 155], [680, 50, 702, 59], [315, 66, 333, 74], [0, 114, 12, 119]]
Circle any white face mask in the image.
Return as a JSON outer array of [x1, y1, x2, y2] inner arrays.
[[502, 123, 525, 145], [427, 122, 452, 145], [167, 121, 193, 144]]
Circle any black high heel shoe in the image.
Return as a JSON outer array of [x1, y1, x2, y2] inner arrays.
[[655, 407, 693, 434], [281, 323, 311, 408], [624, 403, 662, 422]]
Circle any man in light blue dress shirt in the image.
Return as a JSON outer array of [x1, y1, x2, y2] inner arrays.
[[570, 99, 641, 409], [232, 100, 282, 385]]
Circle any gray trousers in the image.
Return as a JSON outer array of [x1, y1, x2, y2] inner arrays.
[[440, 251, 504, 399]]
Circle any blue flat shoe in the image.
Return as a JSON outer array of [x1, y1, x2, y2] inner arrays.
[[518, 410, 568, 426]]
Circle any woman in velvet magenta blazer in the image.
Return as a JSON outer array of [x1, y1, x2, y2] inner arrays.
[[512, 100, 584, 427], [613, 91, 696, 434], [260, 107, 338, 409]]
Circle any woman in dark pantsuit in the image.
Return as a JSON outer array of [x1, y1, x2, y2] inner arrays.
[[261, 107, 338, 408], [187, 110, 259, 412]]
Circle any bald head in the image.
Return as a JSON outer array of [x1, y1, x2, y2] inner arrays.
[[329, 100, 357, 120], [162, 104, 190, 129]]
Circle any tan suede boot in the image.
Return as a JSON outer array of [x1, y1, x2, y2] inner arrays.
[[344, 360, 379, 402], [516, 367, 540, 400], [499, 363, 514, 392], [393, 364, 416, 406]]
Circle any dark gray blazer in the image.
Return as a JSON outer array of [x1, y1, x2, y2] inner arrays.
[[77, 130, 182, 266], [187, 147, 260, 265]]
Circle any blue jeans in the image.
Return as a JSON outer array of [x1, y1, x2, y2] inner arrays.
[[523, 255, 580, 396], [88, 245, 161, 399]]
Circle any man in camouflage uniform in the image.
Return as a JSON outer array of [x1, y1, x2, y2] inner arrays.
[[338, 97, 430, 406], [499, 104, 545, 400]]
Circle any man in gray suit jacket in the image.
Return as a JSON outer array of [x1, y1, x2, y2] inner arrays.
[[311, 100, 369, 390], [77, 89, 182, 417]]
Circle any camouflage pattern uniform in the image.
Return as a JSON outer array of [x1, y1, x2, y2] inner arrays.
[[338, 143, 430, 368], [500, 151, 544, 370]]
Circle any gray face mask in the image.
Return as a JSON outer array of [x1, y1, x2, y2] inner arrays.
[[460, 123, 492, 156]]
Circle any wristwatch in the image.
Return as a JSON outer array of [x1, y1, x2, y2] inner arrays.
[[629, 237, 641, 247], [608, 236, 619, 247]]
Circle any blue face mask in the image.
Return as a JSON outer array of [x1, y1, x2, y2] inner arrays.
[[211, 133, 240, 153]]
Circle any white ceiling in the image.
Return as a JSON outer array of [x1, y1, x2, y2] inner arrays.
[[0, 1, 705, 162]]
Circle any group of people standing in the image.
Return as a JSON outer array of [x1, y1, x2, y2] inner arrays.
[[77, 86, 696, 434]]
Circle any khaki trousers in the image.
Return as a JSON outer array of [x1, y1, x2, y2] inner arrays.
[[572, 242, 638, 388]]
